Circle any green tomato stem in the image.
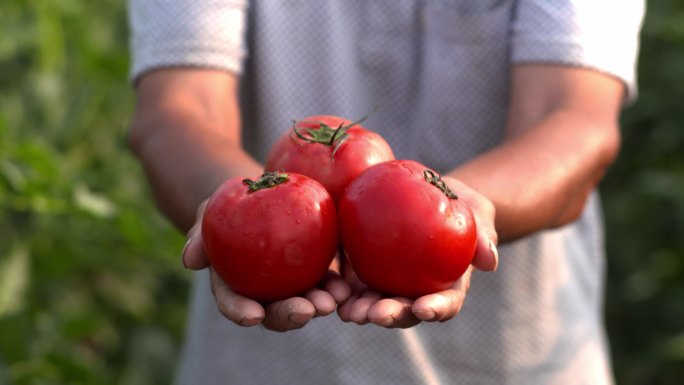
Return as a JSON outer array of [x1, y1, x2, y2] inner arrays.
[[289, 106, 380, 160], [423, 169, 458, 199], [243, 171, 289, 192]]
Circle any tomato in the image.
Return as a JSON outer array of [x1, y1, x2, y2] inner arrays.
[[202, 171, 338, 302], [264, 115, 395, 203], [338, 160, 477, 298]]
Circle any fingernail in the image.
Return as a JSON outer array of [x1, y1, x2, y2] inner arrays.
[[414, 295, 446, 321], [238, 317, 263, 327], [288, 312, 311, 325], [489, 238, 499, 271], [414, 307, 436, 321], [182, 238, 192, 269]]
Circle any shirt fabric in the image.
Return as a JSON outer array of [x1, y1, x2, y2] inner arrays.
[[128, 1, 645, 384]]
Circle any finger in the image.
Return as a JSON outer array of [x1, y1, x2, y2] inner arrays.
[[412, 268, 473, 322], [337, 294, 357, 322], [305, 288, 336, 316], [467, 194, 498, 272], [262, 297, 316, 332], [210, 269, 264, 326], [349, 291, 383, 324], [182, 233, 211, 270], [368, 298, 420, 328], [336, 256, 370, 323], [321, 270, 352, 304], [302, 263, 352, 317], [444, 177, 498, 272], [182, 200, 211, 270], [472, 233, 498, 272]]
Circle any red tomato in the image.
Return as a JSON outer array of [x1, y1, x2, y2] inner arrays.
[[338, 160, 477, 298], [202, 172, 338, 302], [264, 115, 395, 203]]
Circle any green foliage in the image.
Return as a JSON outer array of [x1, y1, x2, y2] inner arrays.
[[0, 1, 187, 384], [1, 0, 682, 384], [602, 1, 684, 384]]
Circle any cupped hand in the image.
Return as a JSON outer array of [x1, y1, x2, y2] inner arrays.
[[182, 200, 351, 332], [337, 265, 474, 328], [337, 177, 498, 328]]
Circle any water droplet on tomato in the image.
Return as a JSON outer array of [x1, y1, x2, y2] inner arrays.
[[455, 214, 466, 229]]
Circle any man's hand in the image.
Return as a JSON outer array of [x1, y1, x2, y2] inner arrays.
[[337, 177, 498, 328], [337, 266, 475, 328], [182, 200, 352, 332]]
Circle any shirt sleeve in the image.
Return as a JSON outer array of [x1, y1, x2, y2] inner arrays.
[[127, 0, 248, 84], [511, 0, 645, 101]]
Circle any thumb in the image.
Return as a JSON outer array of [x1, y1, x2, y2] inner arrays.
[[182, 200, 211, 270], [442, 176, 498, 272], [471, 230, 498, 272]]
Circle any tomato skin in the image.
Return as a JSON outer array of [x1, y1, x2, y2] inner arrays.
[[202, 173, 338, 302], [264, 115, 395, 203], [339, 160, 477, 298]]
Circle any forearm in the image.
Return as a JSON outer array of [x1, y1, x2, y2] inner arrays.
[[129, 69, 261, 232], [449, 104, 619, 243], [130, 117, 260, 232], [446, 65, 625, 242]]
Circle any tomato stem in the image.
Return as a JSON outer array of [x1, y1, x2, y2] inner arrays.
[[243, 171, 289, 192], [423, 169, 458, 199], [290, 106, 380, 160], [291, 121, 337, 144]]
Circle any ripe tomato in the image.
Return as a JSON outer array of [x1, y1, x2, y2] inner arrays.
[[338, 160, 477, 298], [202, 171, 338, 302], [264, 115, 395, 203]]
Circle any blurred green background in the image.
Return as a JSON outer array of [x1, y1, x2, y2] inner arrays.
[[0, 1, 682, 384]]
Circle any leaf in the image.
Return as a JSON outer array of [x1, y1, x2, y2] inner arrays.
[[0, 245, 29, 318], [662, 332, 684, 361], [73, 183, 116, 218]]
